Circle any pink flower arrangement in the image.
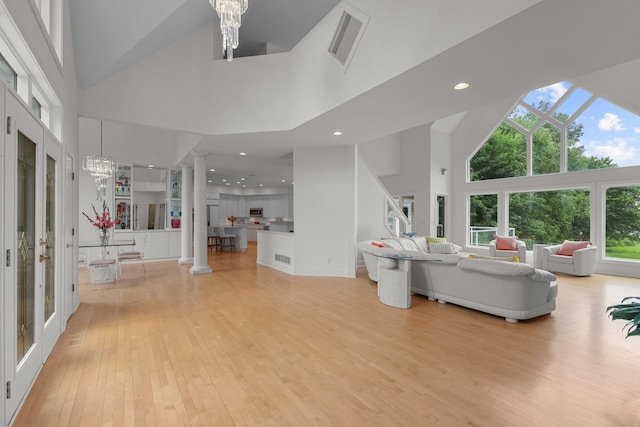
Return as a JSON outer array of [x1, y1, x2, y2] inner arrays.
[[227, 215, 238, 225], [83, 201, 119, 233]]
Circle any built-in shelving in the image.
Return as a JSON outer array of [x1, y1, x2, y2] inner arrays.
[[114, 164, 132, 230], [167, 169, 182, 228]]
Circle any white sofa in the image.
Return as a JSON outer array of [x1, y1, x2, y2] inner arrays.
[[540, 244, 597, 276], [358, 238, 558, 323]]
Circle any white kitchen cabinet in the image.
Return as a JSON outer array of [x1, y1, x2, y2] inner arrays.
[[239, 196, 247, 217], [168, 230, 181, 257]]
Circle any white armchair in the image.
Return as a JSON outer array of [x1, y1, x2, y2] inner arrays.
[[489, 239, 527, 263], [540, 244, 597, 276]]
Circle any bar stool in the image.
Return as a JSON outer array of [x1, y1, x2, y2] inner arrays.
[[208, 235, 217, 252], [214, 227, 235, 252], [207, 226, 218, 252]]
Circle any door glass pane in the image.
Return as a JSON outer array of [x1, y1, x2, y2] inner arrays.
[[17, 132, 36, 362], [44, 154, 55, 321]]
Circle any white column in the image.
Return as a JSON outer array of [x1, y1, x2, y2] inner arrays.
[[189, 152, 212, 274], [178, 165, 194, 265]]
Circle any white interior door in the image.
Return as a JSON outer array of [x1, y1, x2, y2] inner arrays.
[[3, 91, 60, 423]]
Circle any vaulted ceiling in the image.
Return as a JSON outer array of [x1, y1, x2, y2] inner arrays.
[[69, 0, 341, 90], [69, 1, 640, 188]]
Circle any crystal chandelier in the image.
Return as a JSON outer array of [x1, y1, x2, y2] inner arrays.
[[209, 0, 248, 61], [82, 120, 117, 200]]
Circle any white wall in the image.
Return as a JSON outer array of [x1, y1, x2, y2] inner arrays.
[[355, 147, 396, 266], [293, 145, 356, 277], [429, 127, 453, 238], [379, 124, 431, 235], [358, 133, 401, 177], [78, 23, 292, 135]]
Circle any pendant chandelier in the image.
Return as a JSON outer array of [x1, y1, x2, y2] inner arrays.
[[82, 120, 117, 200], [209, 0, 248, 61]]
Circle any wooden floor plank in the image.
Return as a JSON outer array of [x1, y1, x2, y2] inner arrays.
[[12, 243, 640, 426]]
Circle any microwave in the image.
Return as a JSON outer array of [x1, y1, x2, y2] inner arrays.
[[249, 208, 263, 217]]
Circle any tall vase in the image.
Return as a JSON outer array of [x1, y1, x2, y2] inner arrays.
[[99, 229, 109, 246]]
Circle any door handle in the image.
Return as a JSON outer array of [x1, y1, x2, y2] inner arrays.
[[39, 254, 50, 262], [66, 243, 74, 248]]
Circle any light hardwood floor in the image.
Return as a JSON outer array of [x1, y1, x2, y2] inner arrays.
[[13, 243, 640, 426]]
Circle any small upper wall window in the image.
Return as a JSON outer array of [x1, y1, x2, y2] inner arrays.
[[32, 0, 62, 63], [31, 96, 42, 119], [0, 52, 18, 91]]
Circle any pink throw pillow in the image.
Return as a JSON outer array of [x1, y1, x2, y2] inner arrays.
[[494, 234, 518, 251], [371, 241, 385, 248], [557, 240, 591, 256]]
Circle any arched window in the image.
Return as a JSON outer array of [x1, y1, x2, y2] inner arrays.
[[470, 82, 640, 181]]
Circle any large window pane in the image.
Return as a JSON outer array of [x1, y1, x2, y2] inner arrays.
[[509, 189, 590, 249], [533, 121, 560, 175], [571, 98, 640, 171], [469, 194, 497, 246], [522, 82, 569, 112], [470, 123, 526, 181], [605, 185, 640, 260]]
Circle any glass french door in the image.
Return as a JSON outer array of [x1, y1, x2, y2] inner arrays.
[[4, 90, 61, 423], [42, 141, 61, 357]]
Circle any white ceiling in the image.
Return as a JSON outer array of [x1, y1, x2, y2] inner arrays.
[[69, 0, 341, 90], [70, 1, 640, 189]]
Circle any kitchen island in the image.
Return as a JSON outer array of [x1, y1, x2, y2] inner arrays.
[[219, 226, 248, 251]]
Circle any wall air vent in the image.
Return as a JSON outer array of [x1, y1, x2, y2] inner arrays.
[[329, 11, 363, 65], [275, 254, 291, 264]]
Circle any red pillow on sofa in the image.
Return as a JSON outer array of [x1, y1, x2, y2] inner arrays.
[[494, 234, 518, 251], [371, 241, 386, 248], [557, 240, 591, 256]]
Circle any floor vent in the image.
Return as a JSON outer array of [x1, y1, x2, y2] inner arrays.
[[329, 11, 363, 65], [275, 254, 291, 264]]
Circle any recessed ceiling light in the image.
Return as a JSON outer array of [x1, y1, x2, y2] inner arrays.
[[209, 168, 215, 172], [259, 184, 264, 187], [333, 131, 342, 136], [239, 152, 247, 156], [222, 179, 227, 182], [453, 82, 469, 90], [236, 181, 241, 184], [226, 183, 230, 185], [242, 185, 246, 188], [207, 180, 212, 183], [147, 164, 154, 169], [281, 179, 286, 182], [241, 178, 245, 181]]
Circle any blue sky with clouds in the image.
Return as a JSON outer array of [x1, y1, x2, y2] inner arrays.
[[523, 82, 640, 167]]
